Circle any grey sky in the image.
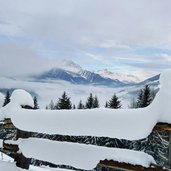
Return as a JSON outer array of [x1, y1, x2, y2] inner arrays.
[[0, 0, 171, 78]]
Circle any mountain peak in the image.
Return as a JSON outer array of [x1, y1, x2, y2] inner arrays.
[[58, 60, 82, 73], [96, 69, 140, 83]]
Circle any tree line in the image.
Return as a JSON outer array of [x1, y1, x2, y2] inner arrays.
[[45, 92, 123, 110], [2, 84, 156, 110], [46, 84, 156, 110]]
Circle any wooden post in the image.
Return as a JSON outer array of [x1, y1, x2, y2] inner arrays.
[[14, 129, 30, 170], [169, 131, 171, 168], [15, 153, 30, 169]]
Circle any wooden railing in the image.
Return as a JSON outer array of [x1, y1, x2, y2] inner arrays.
[[1, 118, 171, 171]]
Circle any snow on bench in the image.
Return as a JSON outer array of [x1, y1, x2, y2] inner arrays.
[[17, 138, 155, 170]]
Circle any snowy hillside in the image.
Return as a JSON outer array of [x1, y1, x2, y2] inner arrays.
[[96, 69, 140, 83]]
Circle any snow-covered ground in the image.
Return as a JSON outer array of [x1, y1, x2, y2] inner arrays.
[[0, 145, 72, 171], [0, 160, 72, 171]]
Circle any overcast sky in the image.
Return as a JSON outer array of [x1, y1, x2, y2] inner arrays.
[[0, 0, 171, 79]]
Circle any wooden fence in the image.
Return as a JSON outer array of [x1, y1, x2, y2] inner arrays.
[[1, 118, 171, 171]]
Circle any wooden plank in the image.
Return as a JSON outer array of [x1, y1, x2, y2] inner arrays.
[[98, 160, 168, 171], [153, 123, 171, 131], [3, 143, 19, 152]]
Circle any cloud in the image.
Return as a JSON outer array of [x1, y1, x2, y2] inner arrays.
[[0, 42, 43, 76], [0, 0, 171, 48], [0, 0, 171, 79], [0, 42, 77, 76]]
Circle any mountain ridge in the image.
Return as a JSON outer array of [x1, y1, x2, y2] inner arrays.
[[29, 60, 161, 88], [34, 68, 126, 87]]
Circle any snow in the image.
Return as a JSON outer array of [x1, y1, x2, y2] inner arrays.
[[4, 140, 18, 145], [96, 69, 140, 83], [0, 71, 170, 170], [0, 89, 34, 119], [0, 160, 72, 171], [0, 72, 169, 141], [0, 150, 71, 171], [149, 70, 171, 123], [10, 89, 34, 108], [0, 70, 170, 140], [11, 107, 156, 140], [0, 139, 3, 148], [56, 60, 82, 73], [18, 138, 155, 170], [0, 153, 14, 162], [0, 92, 4, 108], [0, 161, 23, 171]]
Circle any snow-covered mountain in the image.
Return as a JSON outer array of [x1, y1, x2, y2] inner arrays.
[[35, 68, 88, 84], [0, 59, 160, 108], [32, 60, 144, 86], [32, 60, 127, 87], [96, 69, 140, 83], [35, 68, 126, 87]]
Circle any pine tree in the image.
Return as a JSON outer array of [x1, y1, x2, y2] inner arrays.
[[85, 93, 94, 109], [3, 90, 11, 107], [151, 88, 156, 101], [33, 96, 39, 109], [142, 85, 152, 107], [77, 100, 84, 109], [108, 94, 122, 109], [136, 85, 152, 108], [93, 96, 99, 108], [136, 89, 143, 108], [56, 91, 72, 110]]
